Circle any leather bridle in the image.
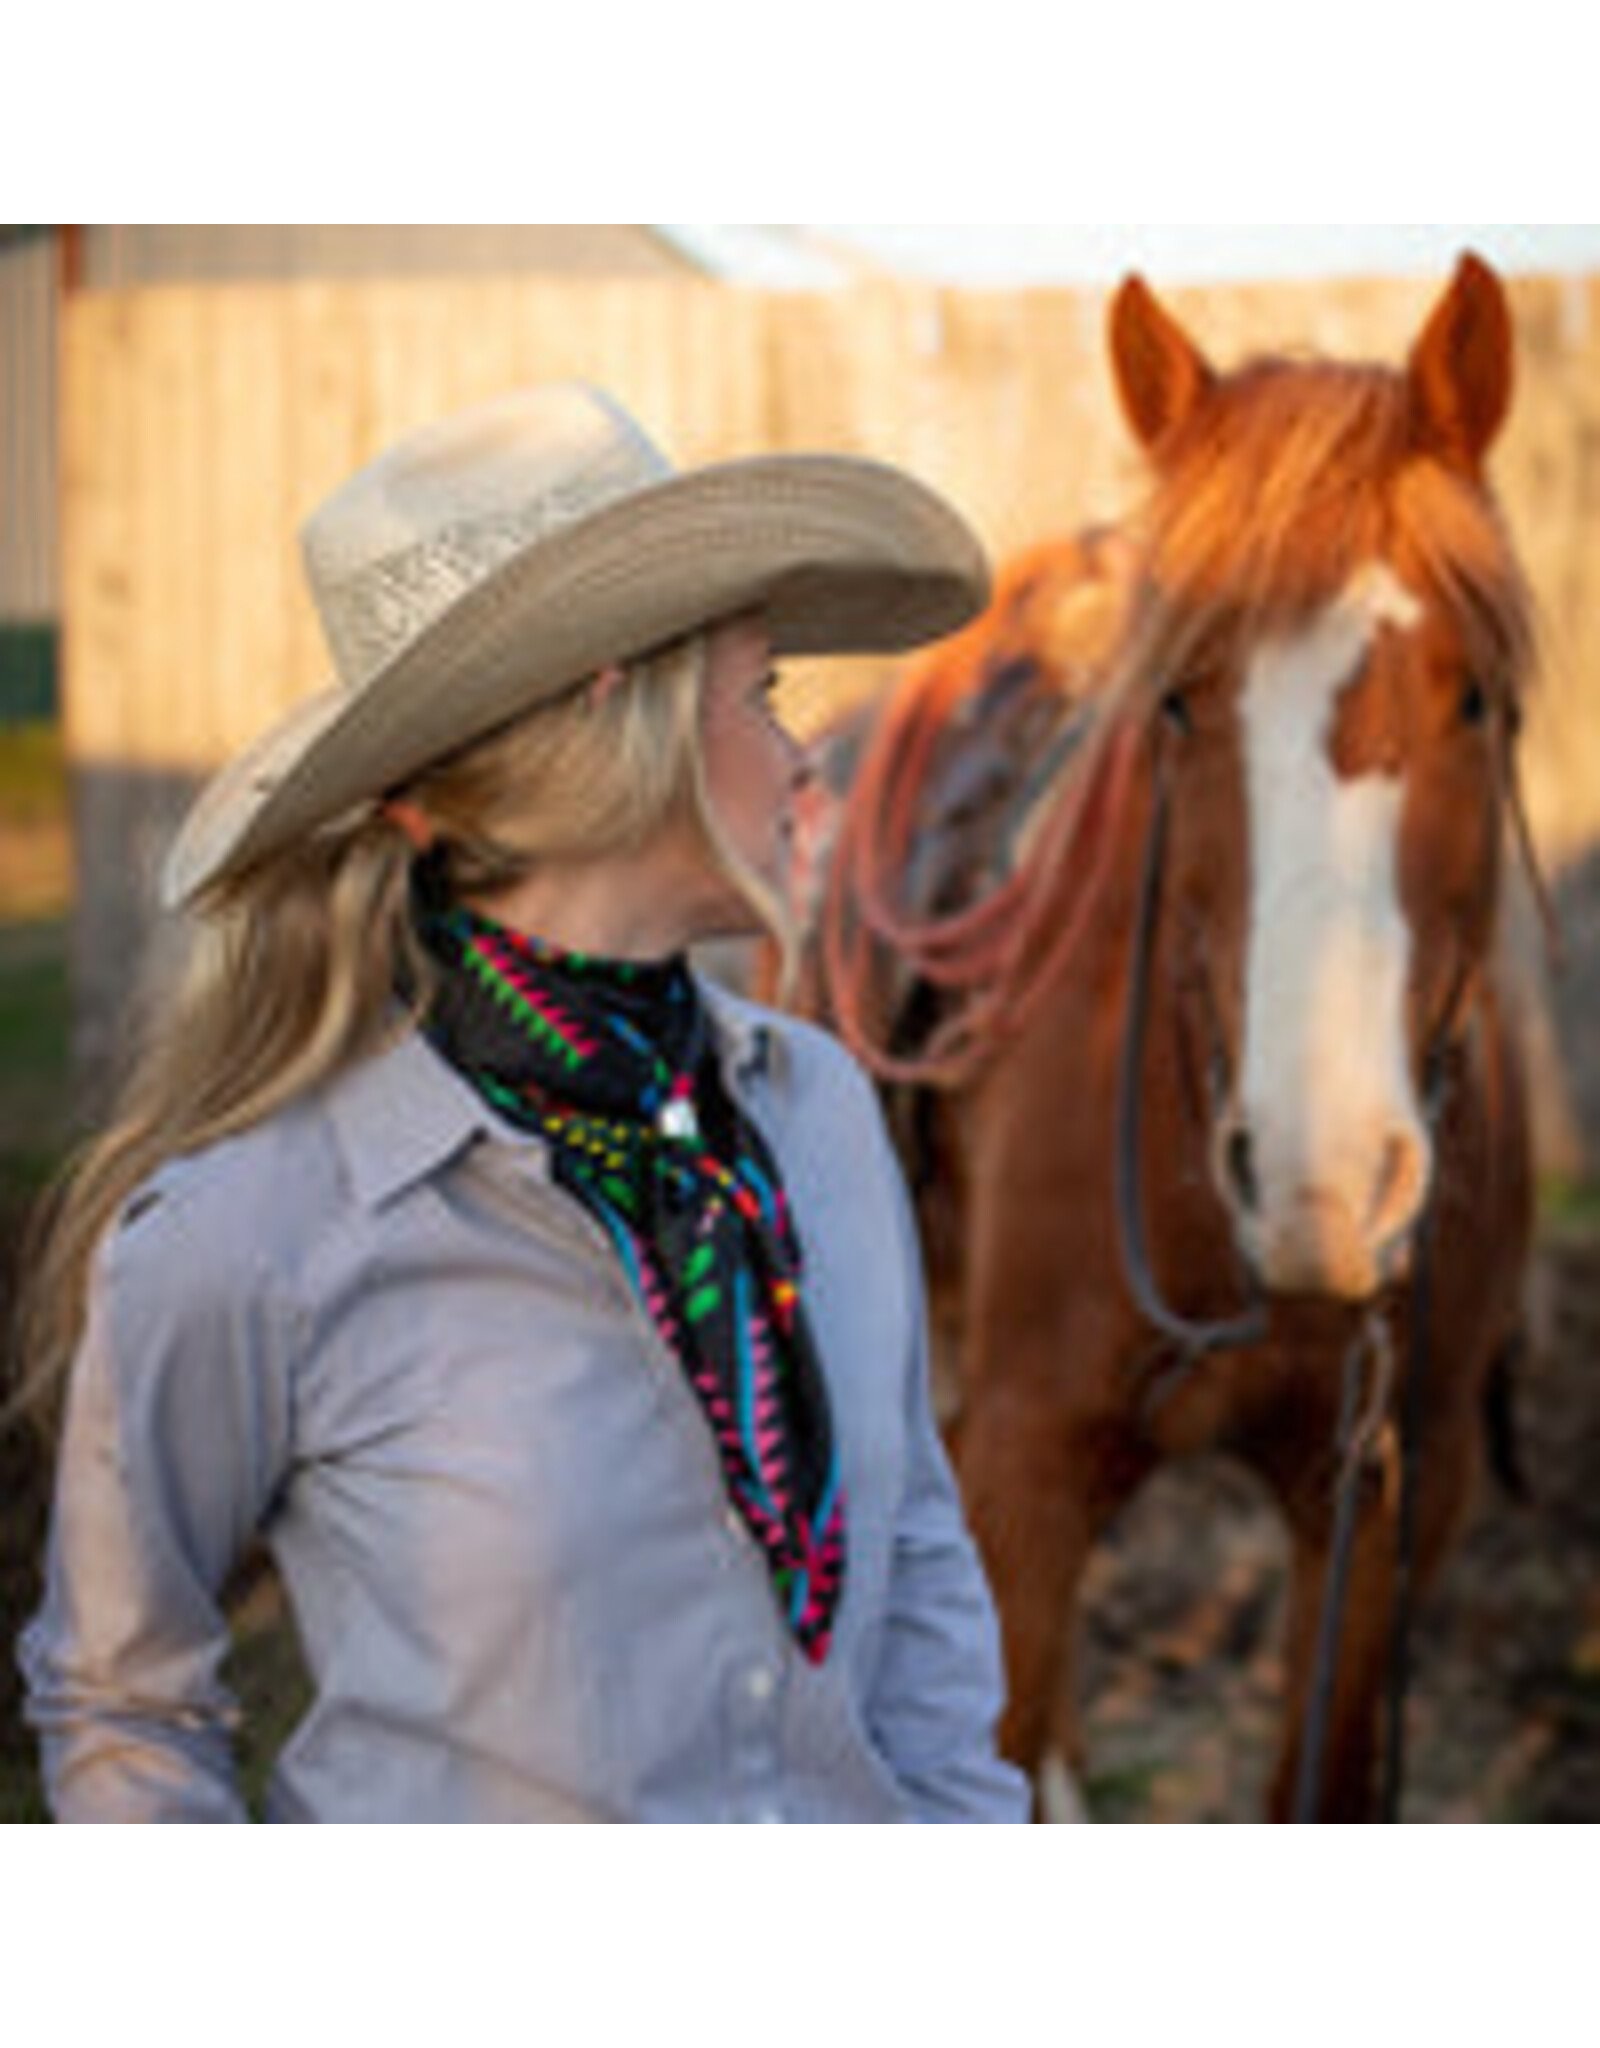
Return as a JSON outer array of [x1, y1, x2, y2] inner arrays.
[[1111, 692, 1555, 1819]]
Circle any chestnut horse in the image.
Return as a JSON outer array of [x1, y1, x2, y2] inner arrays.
[[812, 256, 1541, 1819]]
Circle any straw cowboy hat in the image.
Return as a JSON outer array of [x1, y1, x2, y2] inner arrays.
[[161, 381, 990, 907]]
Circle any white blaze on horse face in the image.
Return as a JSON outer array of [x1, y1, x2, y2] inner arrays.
[[1233, 565, 1431, 1300]]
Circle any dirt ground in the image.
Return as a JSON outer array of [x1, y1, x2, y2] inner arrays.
[[1071, 1230, 1600, 1821]]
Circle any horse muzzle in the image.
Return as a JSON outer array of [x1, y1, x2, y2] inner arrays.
[[1214, 1116, 1432, 1303]]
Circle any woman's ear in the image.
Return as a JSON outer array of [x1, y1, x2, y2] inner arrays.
[[382, 798, 439, 852], [587, 663, 627, 709]]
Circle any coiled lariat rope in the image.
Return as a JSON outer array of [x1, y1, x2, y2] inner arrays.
[[820, 668, 1140, 1090]]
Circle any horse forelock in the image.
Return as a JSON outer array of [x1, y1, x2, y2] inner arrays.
[[1109, 354, 1535, 716]]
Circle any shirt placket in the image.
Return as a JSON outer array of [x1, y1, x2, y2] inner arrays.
[[462, 1123, 807, 1811], [720, 1651, 788, 1822]]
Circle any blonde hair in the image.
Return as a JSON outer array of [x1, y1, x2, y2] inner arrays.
[[11, 630, 793, 1429]]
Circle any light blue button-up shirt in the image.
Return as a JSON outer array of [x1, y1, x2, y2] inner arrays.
[[20, 982, 1027, 1822]]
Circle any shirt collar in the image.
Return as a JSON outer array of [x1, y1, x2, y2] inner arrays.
[[323, 1023, 549, 1211], [697, 974, 786, 1088]]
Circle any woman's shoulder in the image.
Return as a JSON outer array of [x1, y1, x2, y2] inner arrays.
[[100, 1024, 489, 1288], [84, 1026, 486, 1354], [100, 1076, 351, 1294]]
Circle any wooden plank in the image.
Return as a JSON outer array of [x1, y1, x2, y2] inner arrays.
[[60, 292, 138, 766], [205, 287, 296, 760]]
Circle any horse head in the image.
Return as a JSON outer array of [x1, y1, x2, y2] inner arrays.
[[1108, 256, 1534, 1303]]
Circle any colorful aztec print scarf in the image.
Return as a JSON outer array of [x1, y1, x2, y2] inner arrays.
[[414, 888, 846, 1664]]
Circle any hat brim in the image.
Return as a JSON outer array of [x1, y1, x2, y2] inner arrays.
[[162, 451, 988, 907]]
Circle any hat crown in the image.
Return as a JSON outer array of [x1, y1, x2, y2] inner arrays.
[[302, 382, 673, 692]]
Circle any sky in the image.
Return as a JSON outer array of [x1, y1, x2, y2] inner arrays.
[[815, 224, 1600, 287]]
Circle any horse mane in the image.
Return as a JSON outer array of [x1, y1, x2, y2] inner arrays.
[[1109, 354, 1538, 716], [820, 343, 1543, 1086]]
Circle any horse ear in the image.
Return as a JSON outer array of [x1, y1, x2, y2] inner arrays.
[[1406, 252, 1514, 473], [1109, 274, 1216, 454]]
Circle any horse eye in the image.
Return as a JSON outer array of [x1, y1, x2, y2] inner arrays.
[[1459, 678, 1491, 727], [1160, 686, 1193, 736]]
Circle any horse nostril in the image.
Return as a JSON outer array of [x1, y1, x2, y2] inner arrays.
[[1224, 1125, 1260, 1215], [1369, 1128, 1428, 1245]]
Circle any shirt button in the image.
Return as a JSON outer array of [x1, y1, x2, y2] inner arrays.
[[744, 1663, 777, 1706]]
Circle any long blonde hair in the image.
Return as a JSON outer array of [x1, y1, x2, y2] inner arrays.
[[11, 631, 791, 1429]]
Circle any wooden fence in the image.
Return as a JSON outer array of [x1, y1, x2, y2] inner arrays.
[[58, 271, 1600, 1160]]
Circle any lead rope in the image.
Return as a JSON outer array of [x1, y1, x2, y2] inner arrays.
[[1292, 1046, 1456, 1822], [821, 692, 1140, 1089], [1291, 1308, 1400, 1821]]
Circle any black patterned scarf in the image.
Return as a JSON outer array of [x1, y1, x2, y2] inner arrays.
[[412, 883, 846, 1664]]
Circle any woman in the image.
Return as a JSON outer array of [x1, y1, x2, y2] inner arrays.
[[17, 381, 1028, 1822]]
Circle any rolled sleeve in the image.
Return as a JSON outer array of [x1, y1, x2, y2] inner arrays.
[[19, 1190, 294, 1822]]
